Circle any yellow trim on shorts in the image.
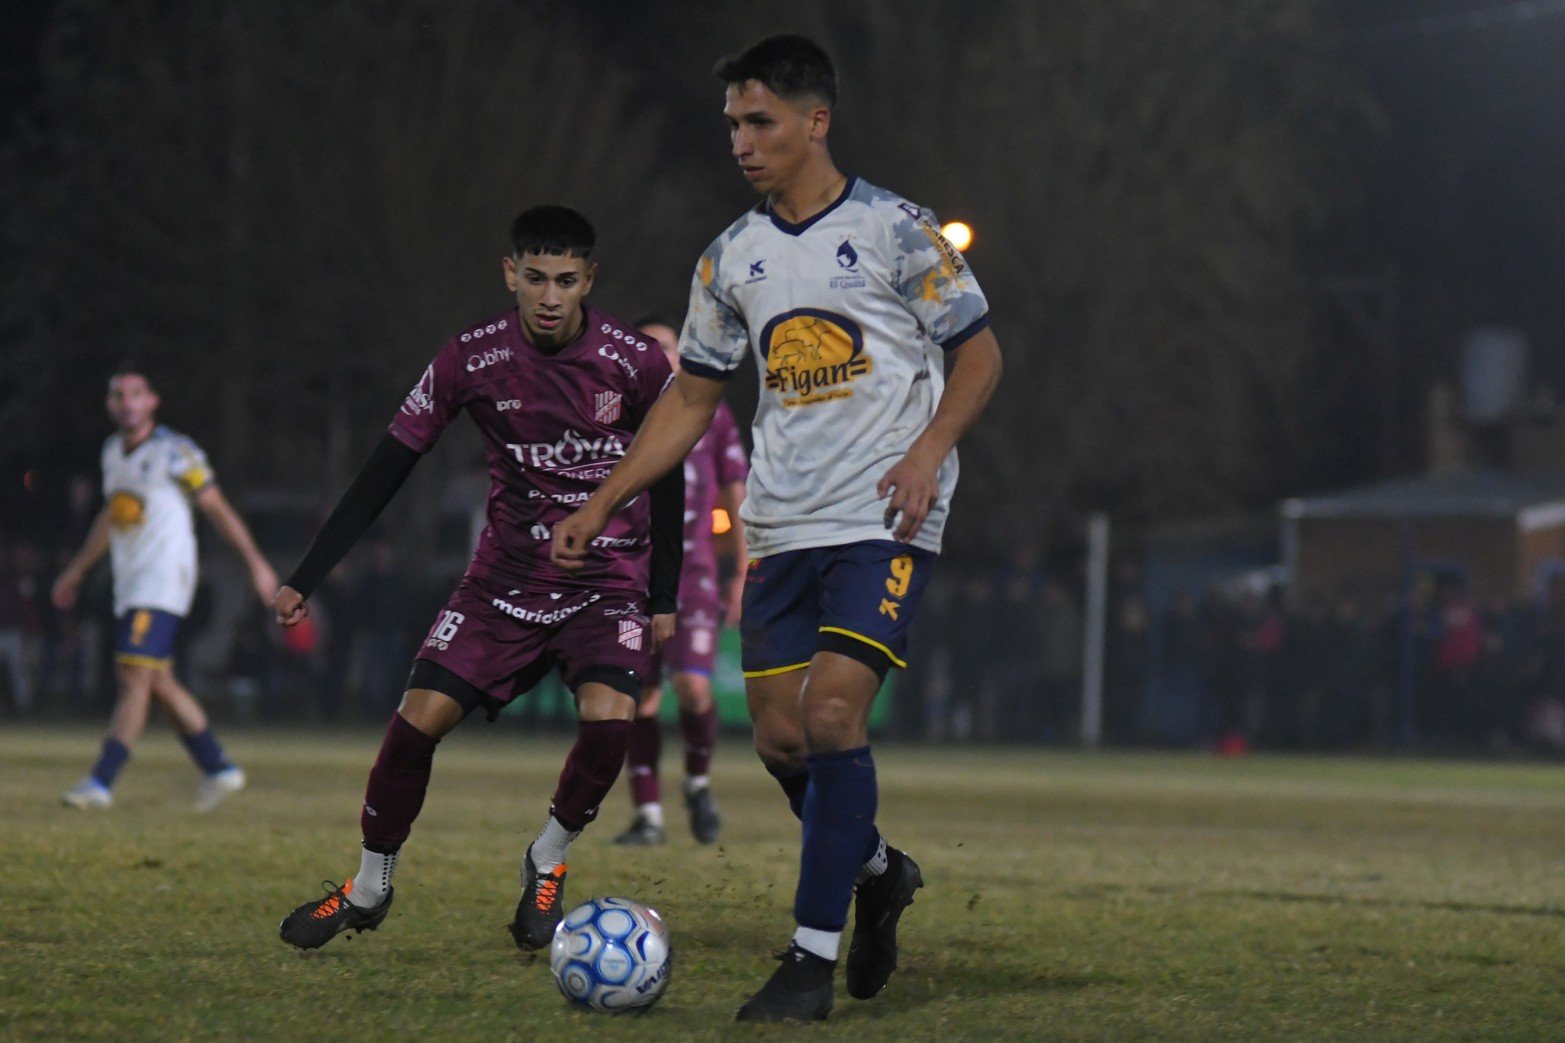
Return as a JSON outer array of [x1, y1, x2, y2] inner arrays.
[[115, 653, 172, 668], [742, 662, 811, 679], [818, 626, 907, 669]]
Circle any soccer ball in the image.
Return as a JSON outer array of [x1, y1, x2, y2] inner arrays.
[[549, 897, 672, 1013]]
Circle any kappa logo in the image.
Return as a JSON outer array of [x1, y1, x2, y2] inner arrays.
[[594, 390, 622, 424], [617, 618, 644, 651], [460, 319, 508, 343], [530, 522, 550, 541]]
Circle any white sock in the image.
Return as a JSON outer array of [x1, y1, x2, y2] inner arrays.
[[530, 816, 581, 873], [349, 846, 397, 908], [684, 774, 711, 794], [793, 926, 841, 962], [639, 802, 664, 828], [861, 835, 889, 878]]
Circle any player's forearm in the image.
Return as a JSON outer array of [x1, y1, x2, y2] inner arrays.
[[199, 491, 269, 570], [65, 509, 113, 577], [286, 433, 422, 597], [716, 481, 747, 562], [907, 328, 1002, 464], [592, 373, 722, 517]]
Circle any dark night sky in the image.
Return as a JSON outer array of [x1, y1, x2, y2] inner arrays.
[[4, 1, 1565, 531]]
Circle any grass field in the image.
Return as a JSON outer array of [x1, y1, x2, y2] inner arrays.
[[5, 724, 1565, 1040]]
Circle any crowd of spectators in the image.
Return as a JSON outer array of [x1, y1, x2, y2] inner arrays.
[[9, 501, 1565, 755], [900, 555, 1565, 755]]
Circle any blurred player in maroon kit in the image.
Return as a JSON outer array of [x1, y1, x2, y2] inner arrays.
[[613, 317, 748, 846], [274, 206, 683, 952]]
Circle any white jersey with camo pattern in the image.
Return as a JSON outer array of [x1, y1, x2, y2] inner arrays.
[[100, 425, 213, 617], [679, 177, 989, 556]]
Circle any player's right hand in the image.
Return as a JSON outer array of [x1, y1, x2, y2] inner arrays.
[[273, 584, 310, 627], [50, 572, 80, 611], [551, 505, 608, 572]]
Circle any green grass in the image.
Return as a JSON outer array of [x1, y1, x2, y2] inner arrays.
[[4, 725, 1565, 1040]]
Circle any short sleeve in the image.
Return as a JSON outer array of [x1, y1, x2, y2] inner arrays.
[[678, 247, 750, 379], [388, 343, 464, 452], [713, 403, 749, 485], [168, 437, 213, 494], [890, 204, 990, 349]]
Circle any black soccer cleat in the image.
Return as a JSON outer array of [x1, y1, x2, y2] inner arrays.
[[845, 846, 924, 999], [735, 943, 836, 1023], [612, 815, 668, 846], [683, 782, 721, 845], [279, 880, 393, 950], [509, 844, 568, 951]]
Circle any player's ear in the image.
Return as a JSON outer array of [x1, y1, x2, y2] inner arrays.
[[502, 254, 519, 292], [581, 261, 598, 295], [808, 104, 831, 142]]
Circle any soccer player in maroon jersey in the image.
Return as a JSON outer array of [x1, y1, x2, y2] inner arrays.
[[274, 206, 684, 952], [612, 317, 748, 847]]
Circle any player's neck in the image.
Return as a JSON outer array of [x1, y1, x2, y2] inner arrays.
[[119, 421, 155, 452], [768, 164, 847, 226]]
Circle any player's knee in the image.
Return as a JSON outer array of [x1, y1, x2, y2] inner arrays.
[[671, 672, 713, 712], [800, 696, 868, 753], [638, 685, 664, 718], [753, 724, 804, 773]]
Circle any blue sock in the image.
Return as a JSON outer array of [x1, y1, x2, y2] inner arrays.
[[794, 746, 878, 934], [90, 738, 130, 788], [180, 729, 231, 776], [773, 768, 808, 820]]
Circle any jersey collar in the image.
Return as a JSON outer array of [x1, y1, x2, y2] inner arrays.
[[763, 176, 856, 236]]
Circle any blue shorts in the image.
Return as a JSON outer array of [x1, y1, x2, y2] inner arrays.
[[114, 608, 183, 667], [740, 540, 936, 679]]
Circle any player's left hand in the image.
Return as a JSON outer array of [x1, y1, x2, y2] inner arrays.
[[877, 449, 941, 543], [651, 613, 677, 651]]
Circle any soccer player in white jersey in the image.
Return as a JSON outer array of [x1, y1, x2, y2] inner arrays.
[[53, 364, 279, 811], [554, 34, 1002, 1022]]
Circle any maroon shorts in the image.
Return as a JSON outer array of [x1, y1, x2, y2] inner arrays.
[[651, 592, 722, 679], [415, 576, 654, 710]]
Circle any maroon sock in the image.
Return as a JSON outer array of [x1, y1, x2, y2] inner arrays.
[[551, 718, 633, 830], [626, 715, 662, 806], [360, 713, 439, 850], [680, 705, 718, 778]]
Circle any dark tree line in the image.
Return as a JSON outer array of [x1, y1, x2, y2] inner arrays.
[[2, 0, 1374, 558]]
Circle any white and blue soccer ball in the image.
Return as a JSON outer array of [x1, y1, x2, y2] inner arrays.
[[549, 896, 672, 1013]]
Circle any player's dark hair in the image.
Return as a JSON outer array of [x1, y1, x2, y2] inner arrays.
[[714, 34, 837, 108], [109, 360, 152, 387], [509, 205, 595, 259]]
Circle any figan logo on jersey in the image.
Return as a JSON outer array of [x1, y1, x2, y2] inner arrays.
[[761, 308, 870, 408], [108, 491, 146, 529]]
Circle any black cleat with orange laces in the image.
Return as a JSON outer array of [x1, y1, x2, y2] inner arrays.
[[509, 844, 568, 951], [279, 879, 393, 950]]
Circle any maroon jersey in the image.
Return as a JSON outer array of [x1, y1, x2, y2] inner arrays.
[[390, 306, 673, 597], [679, 401, 749, 598]]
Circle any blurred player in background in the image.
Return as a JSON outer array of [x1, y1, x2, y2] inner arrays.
[[553, 34, 1002, 1022], [613, 316, 748, 847], [274, 205, 683, 953], [53, 364, 278, 811]]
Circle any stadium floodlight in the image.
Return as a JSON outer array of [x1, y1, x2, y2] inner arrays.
[[940, 221, 973, 252]]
